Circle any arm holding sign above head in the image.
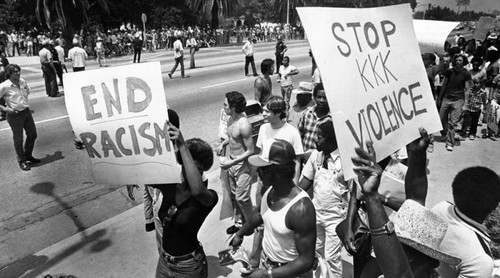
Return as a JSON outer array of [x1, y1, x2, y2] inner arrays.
[[168, 123, 216, 207], [405, 127, 430, 206], [352, 142, 413, 278]]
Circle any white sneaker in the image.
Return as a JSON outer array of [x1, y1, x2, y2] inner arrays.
[[469, 135, 475, 140], [446, 145, 453, 152]]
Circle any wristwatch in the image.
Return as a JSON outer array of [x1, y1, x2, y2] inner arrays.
[[370, 221, 395, 236]]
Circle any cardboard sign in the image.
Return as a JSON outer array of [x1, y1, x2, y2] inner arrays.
[[298, 4, 442, 179], [64, 62, 180, 185], [486, 102, 500, 134], [413, 20, 460, 54]]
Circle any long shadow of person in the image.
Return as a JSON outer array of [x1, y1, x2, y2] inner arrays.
[[29, 151, 65, 168]]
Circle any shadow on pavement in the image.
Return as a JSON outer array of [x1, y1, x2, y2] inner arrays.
[[30, 182, 84, 232], [30, 151, 65, 168], [0, 229, 108, 278]]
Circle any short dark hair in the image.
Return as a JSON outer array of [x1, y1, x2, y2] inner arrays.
[[226, 91, 247, 114], [283, 56, 290, 62], [452, 166, 500, 221], [185, 138, 214, 171], [471, 56, 484, 65], [313, 83, 325, 98], [5, 64, 20, 79], [261, 59, 274, 75], [452, 53, 469, 66], [265, 95, 287, 119], [318, 120, 336, 144]]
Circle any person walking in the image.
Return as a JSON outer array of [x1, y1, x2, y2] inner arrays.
[[0, 64, 40, 171], [67, 38, 88, 72], [242, 36, 257, 77], [275, 36, 287, 74], [168, 36, 186, 79], [186, 33, 197, 69], [132, 32, 143, 63], [95, 37, 107, 67], [39, 39, 59, 97]]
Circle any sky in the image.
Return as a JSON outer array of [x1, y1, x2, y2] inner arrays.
[[415, 0, 500, 13]]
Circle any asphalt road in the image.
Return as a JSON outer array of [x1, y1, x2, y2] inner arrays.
[[0, 39, 314, 268]]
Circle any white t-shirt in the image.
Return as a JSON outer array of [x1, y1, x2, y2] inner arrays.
[[256, 122, 304, 156], [279, 65, 298, 87], [431, 201, 493, 278], [173, 40, 183, 58], [68, 47, 88, 68]]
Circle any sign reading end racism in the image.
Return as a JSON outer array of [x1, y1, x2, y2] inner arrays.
[[298, 4, 442, 179], [64, 62, 181, 185]]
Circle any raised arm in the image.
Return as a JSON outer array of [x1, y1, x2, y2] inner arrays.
[[352, 141, 413, 278], [405, 127, 430, 206], [168, 123, 215, 207]]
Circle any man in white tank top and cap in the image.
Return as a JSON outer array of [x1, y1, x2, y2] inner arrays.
[[230, 138, 317, 278]]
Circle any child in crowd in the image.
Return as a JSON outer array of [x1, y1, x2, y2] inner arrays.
[[463, 77, 487, 140]]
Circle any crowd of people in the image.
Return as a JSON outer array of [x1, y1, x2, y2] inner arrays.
[[1, 19, 500, 278]]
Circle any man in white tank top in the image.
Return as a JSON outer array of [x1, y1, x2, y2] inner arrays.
[[230, 138, 317, 278]]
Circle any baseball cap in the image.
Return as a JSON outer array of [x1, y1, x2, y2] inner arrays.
[[248, 139, 296, 167], [488, 33, 498, 40]]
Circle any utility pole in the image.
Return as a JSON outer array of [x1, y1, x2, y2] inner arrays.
[[286, 0, 290, 25]]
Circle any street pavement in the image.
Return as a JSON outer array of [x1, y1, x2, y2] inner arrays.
[[1, 42, 500, 277]]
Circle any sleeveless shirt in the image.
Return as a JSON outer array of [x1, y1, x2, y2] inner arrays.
[[261, 187, 310, 263]]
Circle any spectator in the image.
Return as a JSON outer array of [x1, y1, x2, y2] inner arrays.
[[242, 36, 257, 77], [254, 59, 274, 106], [168, 36, 186, 79], [277, 56, 299, 111], [67, 38, 88, 72]]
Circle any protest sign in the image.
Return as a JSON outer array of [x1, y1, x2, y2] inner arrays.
[[413, 20, 460, 54], [486, 102, 500, 134], [474, 16, 496, 41], [64, 62, 180, 185], [298, 4, 442, 179]]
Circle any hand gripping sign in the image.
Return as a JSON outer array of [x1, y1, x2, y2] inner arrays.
[[64, 62, 181, 185], [298, 4, 442, 179]]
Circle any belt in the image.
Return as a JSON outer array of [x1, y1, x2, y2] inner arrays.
[[161, 244, 203, 264], [266, 258, 287, 268]]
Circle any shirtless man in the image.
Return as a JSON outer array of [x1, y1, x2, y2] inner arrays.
[[254, 58, 274, 106], [217, 91, 256, 235]]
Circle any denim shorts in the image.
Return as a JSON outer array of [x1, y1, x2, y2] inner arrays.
[[155, 246, 208, 278]]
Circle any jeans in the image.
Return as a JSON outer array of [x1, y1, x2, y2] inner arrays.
[[462, 110, 481, 137], [42, 64, 58, 97], [133, 49, 141, 63], [7, 108, 37, 162], [439, 98, 464, 147], [170, 56, 185, 77], [227, 160, 254, 226], [155, 247, 208, 278], [281, 85, 293, 111], [275, 54, 284, 73], [245, 55, 257, 76], [189, 47, 196, 68]]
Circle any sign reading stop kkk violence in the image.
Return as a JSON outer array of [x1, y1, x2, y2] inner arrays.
[[298, 4, 442, 179], [64, 62, 180, 185]]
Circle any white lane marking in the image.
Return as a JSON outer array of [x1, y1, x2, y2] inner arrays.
[[0, 115, 69, 132], [201, 78, 247, 89]]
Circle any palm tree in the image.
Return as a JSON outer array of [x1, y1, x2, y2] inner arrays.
[[184, 0, 242, 28]]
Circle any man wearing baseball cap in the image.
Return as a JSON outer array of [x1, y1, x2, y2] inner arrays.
[[287, 81, 315, 128], [230, 138, 316, 278]]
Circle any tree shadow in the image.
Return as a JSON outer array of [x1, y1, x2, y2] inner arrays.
[[0, 229, 108, 278], [30, 151, 65, 168]]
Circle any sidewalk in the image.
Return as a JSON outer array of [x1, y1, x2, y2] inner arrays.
[[2, 168, 353, 278]]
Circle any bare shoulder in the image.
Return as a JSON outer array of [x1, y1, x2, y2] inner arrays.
[[286, 192, 315, 230], [237, 116, 252, 136]]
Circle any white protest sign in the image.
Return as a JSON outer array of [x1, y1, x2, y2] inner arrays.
[[486, 102, 500, 134], [413, 20, 460, 54], [64, 62, 180, 185], [298, 4, 442, 179]]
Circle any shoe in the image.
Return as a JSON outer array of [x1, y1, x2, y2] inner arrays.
[[19, 161, 31, 171], [446, 145, 453, 152], [240, 266, 257, 274], [454, 135, 464, 141], [26, 157, 41, 163], [168, 73, 172, 79], [482, 134, 490, 139], [253, 74, 258, 77], [469, 135, 475, 140], [226, 225, 240, 235]]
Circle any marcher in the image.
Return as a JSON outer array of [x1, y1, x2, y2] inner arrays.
[[168, 36, 186, 79], [95, 37, 107, 67], [299, 120, 351, 276], [254, 59, 274, 106], [462, 76, 487, 140], [298, 83, 332, 152], [186, 33, 197, 69], [287, 81, 315, 128], [277, 56, 299, 111], [154, 125, 218, 278], [275, 36, 287, 73], [230, 138, 317, 278], [0, 64, 40, 171], [0, 50, 9, 121], [217, 92, 255, 235], [67, 39, 88, 72], [132, 32, 142, 63], [53, 40, 65, 87], [39, 39, 59, 97], [242, 36, 257, 77]]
